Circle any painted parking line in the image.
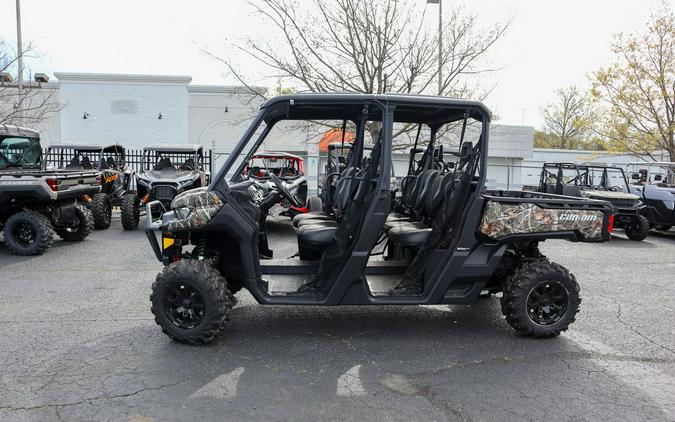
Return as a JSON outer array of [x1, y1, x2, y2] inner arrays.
[[190, 367, 245, 400], [337, 364, 366, 397]]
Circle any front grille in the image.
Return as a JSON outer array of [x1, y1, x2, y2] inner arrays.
[[153, 185, 177, 201]]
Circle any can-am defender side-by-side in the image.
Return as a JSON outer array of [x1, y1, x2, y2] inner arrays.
[[533, 162, 650, 241], [242, 151, 321, 217], [145, 94, 614, 345], [121, 144, 207, 230], [44, 144, 132, 229], [626, 162, 675, 232], [0, 125, 98, 255]]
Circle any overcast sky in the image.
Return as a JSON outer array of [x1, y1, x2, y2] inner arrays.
[[0, 0, 668, 127]]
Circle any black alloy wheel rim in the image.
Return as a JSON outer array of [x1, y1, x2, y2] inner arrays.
[[13, 221, 36, 247], [64, 216, 81, 233], [526, 281, 570, 325], [163, 282, 206, 328]]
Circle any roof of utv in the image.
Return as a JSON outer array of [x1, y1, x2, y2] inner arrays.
[[0, 124, 40, 138], [260, 93, 490, 124], [48, 143, 124, 152], [144, 144, 202, 153], [252, 151, 303, 160]]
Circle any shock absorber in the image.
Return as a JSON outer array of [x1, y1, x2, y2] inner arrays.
[[192, 234, 207, 259]]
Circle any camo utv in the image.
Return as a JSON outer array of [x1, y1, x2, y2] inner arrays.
[[535, 163, 650, 241], [144, 94, 614, 345]]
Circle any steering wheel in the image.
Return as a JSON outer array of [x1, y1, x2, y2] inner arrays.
[[269, 173, 303, 207]]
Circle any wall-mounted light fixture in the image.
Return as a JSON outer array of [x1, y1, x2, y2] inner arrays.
[[224, 106, 229, 113], [34, 73, 49, 83], [83, 112, 90, 119], [158, 112, 163, 120]]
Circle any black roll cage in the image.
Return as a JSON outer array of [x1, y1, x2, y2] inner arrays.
[[541, 162, 630, 192]]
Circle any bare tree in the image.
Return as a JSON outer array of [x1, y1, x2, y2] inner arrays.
[[592, 4, 675, 161], [539, 86, 596, 149], [205, 0, 507, 148], [0, 41, 59, 127]]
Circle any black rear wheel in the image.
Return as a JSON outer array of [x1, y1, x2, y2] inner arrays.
[[654, 224, 672, 232], [55, 204, 93, 241], [121, 192, 139, 230], [151, 259, 233, 345], [4, 211, 55, 255], [90, 193, 112, 229], [307, 196, 323, 212], [501, 260, 580, 338], [624, 214, 650, 241]]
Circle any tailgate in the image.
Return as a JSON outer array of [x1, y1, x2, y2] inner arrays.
[[480, 190, 614, 242]]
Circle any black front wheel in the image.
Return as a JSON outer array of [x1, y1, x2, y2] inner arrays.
[[151, 259, 233, 345], [90, 193, 112, 230], [624, 214, 650, 241], [501, 260, 580, 338], [120, 192, 139, 230], [55, 204, 93, 242], [3, 211, 55, 255]]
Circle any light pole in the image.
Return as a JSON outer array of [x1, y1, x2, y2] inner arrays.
[[426, 0, 442, 95], [16, 0, 23, 94]]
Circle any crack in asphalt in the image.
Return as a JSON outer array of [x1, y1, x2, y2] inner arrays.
[[0, 380, 185, 413], [593, 291, 675, 354], [408, 351, 675, 381]]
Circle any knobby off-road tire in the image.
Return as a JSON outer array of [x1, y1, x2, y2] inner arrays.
[[501, 260, 580, 338], [90, 193, 112, 230], [3, 211, 55, 255], [625, 214, 650, 241], [150, 259, 233, 345], [307, 196, 323, 212], [654, 224, 672, 232], [120, 192, 139, 230], [55, 204, 93, 242]]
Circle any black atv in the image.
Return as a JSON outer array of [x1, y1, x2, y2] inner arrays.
[[534, 162, 650, 241], [145, 94, 614, 345], [626, 162, 675, 232], [121, 144, 207, 230], [0, 125, 98, 255], [45, 144, 133, 229]]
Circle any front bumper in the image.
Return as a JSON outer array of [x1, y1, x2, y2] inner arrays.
[[144, 200, 172, 263]]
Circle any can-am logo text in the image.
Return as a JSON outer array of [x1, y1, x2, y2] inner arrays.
[[559, 213, 598, 222]]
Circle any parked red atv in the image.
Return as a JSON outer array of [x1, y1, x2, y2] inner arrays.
[[243, 152, 321, 217]]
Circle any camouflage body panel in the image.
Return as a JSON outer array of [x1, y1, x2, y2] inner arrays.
[[166, 187, 223, 231], [480, 201, 605, 241], [579, 190, 639, 200]]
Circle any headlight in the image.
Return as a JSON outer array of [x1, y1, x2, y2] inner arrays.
[[180, 178, 196, 188], [174, 206, 191, 219], [167, 187, 223, 231]]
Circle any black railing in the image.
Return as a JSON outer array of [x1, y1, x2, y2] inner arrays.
[[42, 148, 213, 175]]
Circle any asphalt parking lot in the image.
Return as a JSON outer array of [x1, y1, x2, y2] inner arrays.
[[0, 214, 674, 422]]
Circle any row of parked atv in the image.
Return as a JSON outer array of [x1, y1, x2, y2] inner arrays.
[[526, 162, 675, 241], [0, 125, 213, 255], [0, 124, 316, 256]]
